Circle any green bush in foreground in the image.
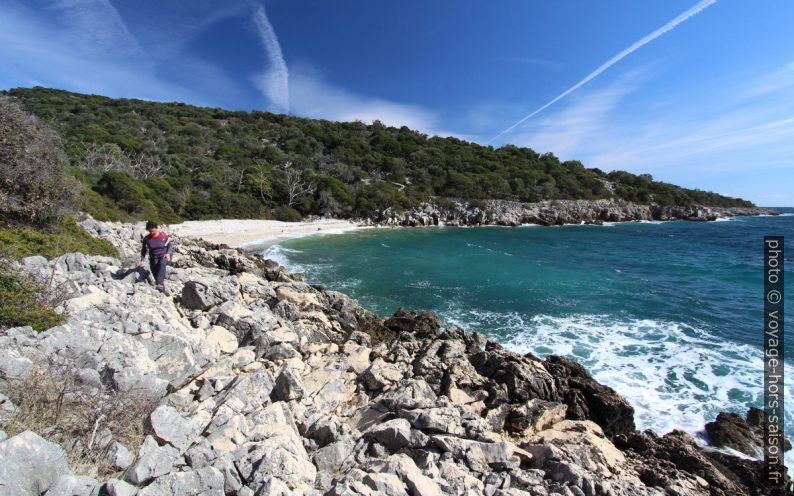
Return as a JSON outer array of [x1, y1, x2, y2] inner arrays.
[[0, 218, 118, 259], [0, 268, 66, 331]]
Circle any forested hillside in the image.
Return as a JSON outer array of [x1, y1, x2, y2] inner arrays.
[[5, 87, 752, 223]]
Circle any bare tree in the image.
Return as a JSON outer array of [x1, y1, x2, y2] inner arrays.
[[279, 161, 315, 207], [80, 142, 126, 172], [234, 165, 249, 193], [79, 141, 165, 179], [254, 162, 273, 204], [128, 154, 165, 179]]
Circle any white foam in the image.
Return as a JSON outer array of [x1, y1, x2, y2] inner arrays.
[[261, 244, 305, 273], [713, 217, 733, 222], [443, 309, 794, 463]]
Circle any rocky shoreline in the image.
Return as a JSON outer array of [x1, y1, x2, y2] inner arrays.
[[364, 198, 779, 227], [0, 218, 789, 495]]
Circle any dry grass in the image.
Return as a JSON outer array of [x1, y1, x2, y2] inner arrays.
[[0, 357, 158, 478]]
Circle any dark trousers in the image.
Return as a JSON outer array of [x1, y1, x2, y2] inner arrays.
[[149, 256, 168, 286]]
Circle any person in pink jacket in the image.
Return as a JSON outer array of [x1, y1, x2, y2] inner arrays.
[[138, 221, 173, 293]]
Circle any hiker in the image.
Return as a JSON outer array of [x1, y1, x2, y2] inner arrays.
[[138, 221, 172, 293]]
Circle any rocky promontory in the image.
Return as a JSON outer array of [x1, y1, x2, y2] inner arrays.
[[0, 218, 788, 495], [365, 198, 778, 227]]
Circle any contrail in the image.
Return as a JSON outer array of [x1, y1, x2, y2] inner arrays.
[[253, 4, 289, 113], [489, 0, 717, 143]]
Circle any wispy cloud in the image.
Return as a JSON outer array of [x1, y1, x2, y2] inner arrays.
[[48, 0, 142, 57], [489, 0, 718, 143], [517, 71, 643, 159], [252, 4, 289, 113], [513, 61, 794, 204], [0, 0, 246, 106], [289, 65, 465, 138]]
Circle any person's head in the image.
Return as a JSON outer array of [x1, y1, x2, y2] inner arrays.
[[145, 221, 159, 236]]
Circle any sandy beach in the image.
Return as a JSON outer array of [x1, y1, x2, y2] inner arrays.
[[167, 218, 361, 250]]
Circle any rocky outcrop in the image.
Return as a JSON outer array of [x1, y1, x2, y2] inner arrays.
[[365, 198, 779, 227], [705, 407, 792, 458], [0, 218, 788, 495]]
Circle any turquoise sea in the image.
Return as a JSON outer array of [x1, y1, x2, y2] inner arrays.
[[264, 209, 793, 454]]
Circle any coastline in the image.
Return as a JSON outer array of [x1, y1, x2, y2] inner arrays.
[[167, 218, 361, 250], [163, 203, 780, 254], [0, 217, 784, 495]]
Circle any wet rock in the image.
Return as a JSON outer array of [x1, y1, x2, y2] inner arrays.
[[705, 407, 790, 457], [544, 355, 635, 438]]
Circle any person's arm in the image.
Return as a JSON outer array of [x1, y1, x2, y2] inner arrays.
[[162, 232, 172, 260], [139, 236, 148, 265]]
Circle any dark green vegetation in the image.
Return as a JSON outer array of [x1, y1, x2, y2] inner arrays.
[[0, 267, 66, 331], [0, 95, 116, 331], [0, 219, 117, 259], [5, 87, 752, 223]]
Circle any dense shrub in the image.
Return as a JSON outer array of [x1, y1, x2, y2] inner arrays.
[[0, 218, 118, 259], [0, 267, 65, 331], [271, 205, 302, 222], [0, 96, 78, 224]]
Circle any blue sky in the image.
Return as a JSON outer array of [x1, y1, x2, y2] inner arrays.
[[1, 0, 792, 206]]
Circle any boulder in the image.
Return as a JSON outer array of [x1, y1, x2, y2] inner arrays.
[[206, 326, 238, 354], [42, 475, 98, 496], [312, 439, 355, 472], [125, 435, 181, 484], [364, 418, 429, 451], [180, 280, 235, 311], [106, 441, 135, 470], [0, 430, 69, 494], [138, 466, 225, 496], [149, 405, 197, 452], [705, 408, 790, 457], [272, 366, 306, 401], [368, 454, 443, 496], [361, 358, 402, 390], [362, 473, 408, 496], [102, 479, 139, 496]]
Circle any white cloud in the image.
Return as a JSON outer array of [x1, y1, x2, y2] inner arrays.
[[504, 61, 794, 204], [288, 65, 466, 139], [252, 4, 289, 113], [48, 0, 142, 57], [515, 72, 641, 159], [0, 0, 244, 105]]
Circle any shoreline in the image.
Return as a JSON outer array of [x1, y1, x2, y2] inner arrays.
[[167, 218, 362, 250], [165, 210, 784, 254], [5, 216, 782, 494]]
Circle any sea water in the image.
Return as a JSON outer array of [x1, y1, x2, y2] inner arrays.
[[265, 209, 794, 459]]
